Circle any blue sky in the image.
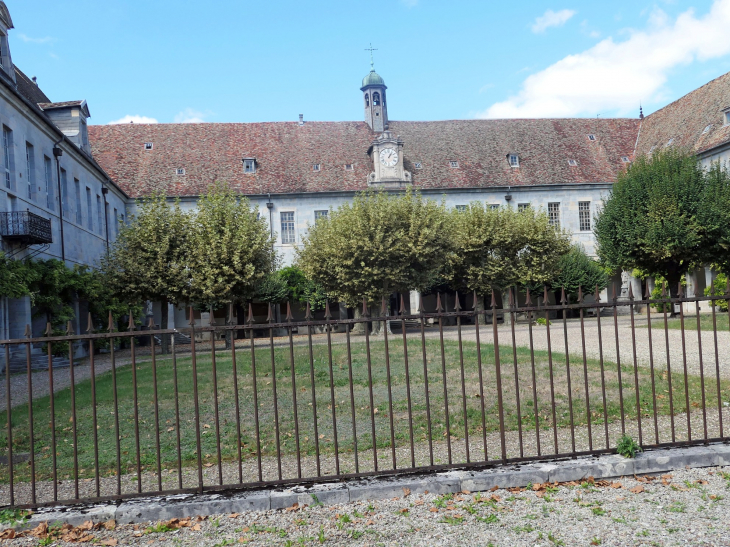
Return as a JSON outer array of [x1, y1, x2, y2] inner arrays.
[[8, 0, 730, 125]]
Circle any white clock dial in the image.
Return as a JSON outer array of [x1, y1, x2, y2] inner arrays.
[[379, 148, 398, 167]]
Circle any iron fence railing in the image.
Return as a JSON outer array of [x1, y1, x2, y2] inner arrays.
[[1, 283, 729, 509]]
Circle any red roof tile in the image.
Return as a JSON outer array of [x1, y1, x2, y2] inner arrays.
[[88, 118, 639, 198]]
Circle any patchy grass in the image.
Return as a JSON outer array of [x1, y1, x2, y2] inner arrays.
[[649, 313, 730, 332], [1, 334, 727, 483]]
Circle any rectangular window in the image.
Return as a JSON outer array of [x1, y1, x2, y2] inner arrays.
[[60, 169, 68, 217], [449, 161, 459, 168], [97, 195, 103, 234], [345, 164, 353, 171], [25, 143, 35, 199], [280, 211, 295, 244], [579, 201, 591, 231], [314, 210, 328, 221], [517, 203, 530, 211], [243, 159, 256, 173], [176, 168, 185, 175], [509, 154, 519, 167], [455, 205, 467, 212], [312, 164, 321, 172], [113, 208, 118, 237], [74, 178, 82, 224], [144, 142, 153, 150], [413, 162, 423, 169], [44, 156, 53, 210], [489, 204, 500, 210], [3, 126, 13, 189], [86, 187, 93, 230], [548, 202, 560, 228], [724, 111, 730, 125]]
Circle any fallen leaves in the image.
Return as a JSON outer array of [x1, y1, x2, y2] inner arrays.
[[2, 520, 120, 544], [629, 485, 644, 494]]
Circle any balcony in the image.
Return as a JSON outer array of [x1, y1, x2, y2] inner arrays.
[[0, 211, 53, 245]]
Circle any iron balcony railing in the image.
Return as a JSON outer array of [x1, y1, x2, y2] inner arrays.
[[0, 211, 53, 245]]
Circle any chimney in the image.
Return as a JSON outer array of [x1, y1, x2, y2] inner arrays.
[[298, 114, 304, 126], [31, 76, 37, 85]]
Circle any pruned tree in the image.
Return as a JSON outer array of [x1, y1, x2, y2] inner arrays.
[[699, 162, 730, 274], [594, 149, 707, 299], [448, 203, 571, 311], [297, 188, 453, 333], [185, 182, 277, 308], [550, 245, 609, 303], [101, 192, 190, 351]]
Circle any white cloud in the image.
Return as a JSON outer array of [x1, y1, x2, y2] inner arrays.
[[18, 33, 54, 44], [108, 115, 158, 125], [481, 0, 730, 118], [173, 108, 207, 123], [531, 9, 576, 33]]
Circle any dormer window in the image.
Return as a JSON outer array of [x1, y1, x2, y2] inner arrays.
[[313, 164, 321, 172], [508, 154, 519, 167], [568, 159, 578, 166], [703, 124, 713, 134], [621, 156, 631, 163], [345, 164, 354, 170], [144, 142, 153, 150], [666, 138, 674, 147], [175, 168, 185, 176], [449, 161, 459, 168], [724, 110, 730, 125], [413, 162, 423, 169], [587, 134, 596, 141], [243, 158, 256, 173]]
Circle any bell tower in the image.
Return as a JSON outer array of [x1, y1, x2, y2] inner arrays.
[[361, 44, 388, 132]]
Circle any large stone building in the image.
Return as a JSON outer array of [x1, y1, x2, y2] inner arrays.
[[0, 2, 127, 346], [2, 0, 730, 336]]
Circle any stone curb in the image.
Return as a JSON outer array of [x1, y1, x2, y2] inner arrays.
[[12, 443, 730, 529]]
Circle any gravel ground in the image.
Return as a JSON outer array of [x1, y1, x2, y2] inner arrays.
[[4, 465, 730, 546]]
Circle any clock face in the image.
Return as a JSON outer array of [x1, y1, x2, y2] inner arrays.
[[379, 148, 398, 167]]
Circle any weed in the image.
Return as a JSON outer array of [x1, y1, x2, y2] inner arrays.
[[590, 538, 602, 546], [310, 494, 323, 507], [38, 538, 54, 547], [464, 504, 478, 515], [523, 514, 538, 520], [616, 434, 642, 458], [295, 518, 307, 526], [352, 509, 364, 518], [318, 525, 325, 543], [638, 530, 649, 537], [667, 502, 686, 513], [514, 524, 536, 533], [338, 514, 351, 524], [211, 517, 221, 528], [548, 532, 565, 545], [367, 503, 376, 512], [0, 508, 31, 525], [440, 515, 464, 525], [536, 317, 551, 326], [612, 517, 627, 524], [683, 480, 700, 489], [349, 529, 364, 539], [145, 522, 177, 534], [434, 493, 453, 508], [476, 514, 499, 524], [592, 507, 607, 516], [212, 540, 236, 547]]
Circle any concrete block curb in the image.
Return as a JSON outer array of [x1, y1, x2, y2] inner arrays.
[[8, 443, 730, 528]]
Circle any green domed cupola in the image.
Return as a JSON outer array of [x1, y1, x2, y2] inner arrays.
[[362, 70, 385, 88]]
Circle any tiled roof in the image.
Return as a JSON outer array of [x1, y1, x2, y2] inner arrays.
[[37, 100, 85, 109], [88, 118, 639, 198], [636, 70, 730, 157], [14, 67, 50, 105]]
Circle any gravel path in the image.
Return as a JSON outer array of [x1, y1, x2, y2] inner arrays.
[[4, 465, 730, 546]]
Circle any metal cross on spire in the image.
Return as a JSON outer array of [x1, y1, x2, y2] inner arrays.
[[365, 43, 378, 70]]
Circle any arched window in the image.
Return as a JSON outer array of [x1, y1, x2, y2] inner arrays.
[[364, 93, 369, 107], [373, 92, 381, 106]]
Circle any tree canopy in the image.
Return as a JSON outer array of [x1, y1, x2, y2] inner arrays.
[[448, 203, 571, 296], [699, 162, 730, 274], [594, 149, 708, 294], [551, 245, 609, 302], [297, 188, 453, 307]]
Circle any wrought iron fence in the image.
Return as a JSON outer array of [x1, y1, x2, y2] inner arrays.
[[1, 283, 730, 509]]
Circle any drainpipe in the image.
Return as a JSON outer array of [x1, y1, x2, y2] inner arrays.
[[266, 193, 274, 239], [52, 141, 65, 262], [101, 185, 110, 255]]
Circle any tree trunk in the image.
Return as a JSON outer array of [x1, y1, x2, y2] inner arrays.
[[351, 305, 367, 334], [665, 268, 683, 317], [160, 302, 170, 355]]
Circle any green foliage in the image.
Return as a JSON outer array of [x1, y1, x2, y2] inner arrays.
[[255, 271, 290, 304], [594, 149, 709, 295], [551, 245, 609, 302], [699, 163, 730, 274], [186, 182, 277, 307], [298, 188, 453, 307], [102, 192, 191, 307], [449, 202, 571, 295], [705, 272, 729, 312], [0, 508, 30, 525], [535, 317, 551, 326], [0, 252, 36, 299], [278, 265, 329, 311], [616, 434, 642, 458]]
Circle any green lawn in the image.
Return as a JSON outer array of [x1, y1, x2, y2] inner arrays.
[[1, 336, 727, 483], [649, 312, 730, 332]]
